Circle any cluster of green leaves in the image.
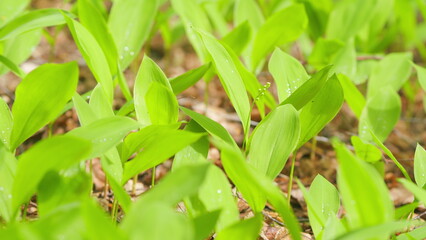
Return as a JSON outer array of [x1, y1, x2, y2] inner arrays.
[[0, 0, 426, 239]]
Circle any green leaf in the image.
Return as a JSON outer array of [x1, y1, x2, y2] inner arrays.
[[67, 116, 140, 159], [72, 93, 97, 126], [215, 214, 263, 240], [122, 203, 194, 240], [337, 74, 365, 118], [269, 48, 309, 102], [351, 136, 382, 163], [305, 175, 340, 238], [12, 136, 91, 212], [192, 210, 221, 240], [180, 107, 237, 148], [197, 30, 251, 135], [64, 16, 113, 102], [414, 63, 426, 91], [108, 0, 159, 69], [0, 143, 17, 222], [78, 0, 118, 75], [89, 84, 114, 119], [297, 75, 344, 148], [0, 55, 25, 78], [145, 82, 179, 125], [0, 9, 74, 40], [234, 0, 264, 31], [0, 0, 30, 27], [326, 0, 377, 42], [251, 4, 308, 70], [169, 63, 211, 95], [400, 178, 426, 205], [217, 142, 302, 240], [173, 120, 239, 231], [367, 53, 412, 98], [0, 97, 12, 149], [414, 144, 426, 188], [122, 126, 204, 182], [333, 140, 394, 230], [171, 0, 212, 62], [221, 21, 251, 56], [308, 38, 344, 70], [134, 56, 174, 126], [397, 225, 426, 240], [248, 104, 300, 179], [335, 221, 421, 240], [10, 62, 79, 150], [359, 87, 401, 142], [279, 65, 332, 110]]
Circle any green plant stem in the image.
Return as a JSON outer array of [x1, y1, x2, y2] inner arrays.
[[116, 70, 132, 101], [151, 167, 156, 187], [111, 198, 119, 223], [287, 151, 297, 206], [310, 136, 317, 161]]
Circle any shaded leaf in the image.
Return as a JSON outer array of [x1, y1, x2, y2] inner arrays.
[[215, 214, 263, 240]]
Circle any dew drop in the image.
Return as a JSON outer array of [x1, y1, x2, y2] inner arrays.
[[217, 189, 222, 194], [130, 51, 135, 56], [7, 194, 12, 199], [119, 55, 124, 60], [0, 186, 4, 191], [124, 46, 129, 51]]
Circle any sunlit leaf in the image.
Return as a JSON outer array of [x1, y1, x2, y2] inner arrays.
[[414, 144, 426, 188], [215, 214, 263, 240], [248, 104, 300, 179], [10, 62, 79, 150]]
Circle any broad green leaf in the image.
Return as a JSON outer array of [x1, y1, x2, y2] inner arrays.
[[414, 64, 426, 91], [171, 0, 212, 62], [89, 84, 114, 119], [202, 2, 229, 36], [395, 202, 418, 220], [0, 0, 29, 27], [218, 142, 302, 240], [180, 107, 237, 148], [397, 225, 426, 240], [64, 16, 113, 102], [251, 4, 308, 70], [248, 104, 300, 179], [297, 75, 344, 148], [106, 171, 131, 213], [335, 221, 421, 240], [0, 98, 12, 149], [269, 48, 309, 102], [305, 175, 340, 238], [301, 0, 331, 40], [101, 148, 124, 186], [400, 178, 426, 206], [279, 65, 332, 110], [0, 55, 25, 78], [122, 203, 194, 240], [215, 215, 263, 240], [334, 141, 394, 230], [122, 127, 204, 182], [37, 170, 91, 216], [414, 144, 426, 188], [78, 0, 118, 75], [0, 143, 17, 222], [81, 199, 125, 239], [332, 40, 357, 78], [367, 53, 412, 98], [145, 82, 179, 125], [198, 30, 251, 135], [359, 87, 401, 142], [12, 136, 91, 212], [351, 136, 382, 163], [326, 0, 377, 42], [134, 56, 173, 126], [173, 120, 239, 231], [0, 29, 42, 76], [72, 93, 97, 126], [10, 62, 79, 150], [221, 21, 251, 56], [308, 38, 344, 70], [234, 0, 264, 31], [192, 210, 221, 240], [337, 74, 365, 118], [221, 42, 276, 118], [67, 116, 140, 159], [108, 0, 159, 69], [169, 63, 211, 95], [0, 9, 74, 40]]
